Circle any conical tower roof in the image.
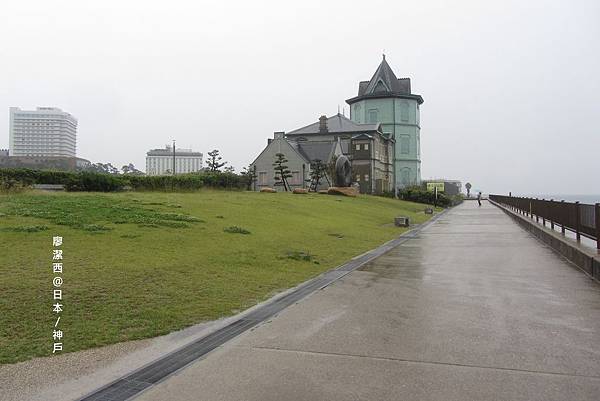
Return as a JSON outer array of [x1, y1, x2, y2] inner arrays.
[[347, 55, 422, 105], [363, 55, 404, 94]]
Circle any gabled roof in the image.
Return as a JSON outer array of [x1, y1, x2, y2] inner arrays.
[[286, 113, 380, 136], [249, 135, 310, 167], [295, 141, 337, 163]]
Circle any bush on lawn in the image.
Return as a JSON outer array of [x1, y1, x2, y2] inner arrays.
[[65, 171, 125, 192], [398, 185, 452, 207]]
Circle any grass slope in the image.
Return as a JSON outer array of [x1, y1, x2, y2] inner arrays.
[[0, 190, 435, 364]]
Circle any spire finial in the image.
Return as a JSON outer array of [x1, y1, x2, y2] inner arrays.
[[382, 50, 386, 60]]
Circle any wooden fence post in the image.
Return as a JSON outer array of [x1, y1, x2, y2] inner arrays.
[[542, 199, 546, 226], [595, 203, 600, 249], [575, 201, 581, 241], [561, 200, 566, 235], [529, 199, 533, 219], [550, 199, 554, 230]]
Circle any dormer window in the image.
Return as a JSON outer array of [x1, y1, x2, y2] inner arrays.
[[373, 80, 388, 93]]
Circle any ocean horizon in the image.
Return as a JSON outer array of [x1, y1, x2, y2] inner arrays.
[[525, 194, 600, 204]]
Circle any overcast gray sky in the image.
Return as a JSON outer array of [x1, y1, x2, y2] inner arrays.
[[1, 0, 598, 195]]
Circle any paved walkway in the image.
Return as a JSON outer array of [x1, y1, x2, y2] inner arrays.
[[136, 201, 600, 401]]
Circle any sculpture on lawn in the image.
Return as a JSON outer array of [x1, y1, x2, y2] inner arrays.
[[333, 155, 352, 187]]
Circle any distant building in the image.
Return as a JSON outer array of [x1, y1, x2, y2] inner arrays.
[[9, 107, 77, 157], [0, 149, 8, 157], [250, 114, 394, 193], [146, 145, 203, 175], [346, 55, 424, 188]]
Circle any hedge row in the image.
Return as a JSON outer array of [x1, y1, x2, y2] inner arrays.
[[0, 168, 247, 192], [398, 185, 460, 208]]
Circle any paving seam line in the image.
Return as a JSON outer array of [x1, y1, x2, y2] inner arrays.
[[250, 346, 600, 380]]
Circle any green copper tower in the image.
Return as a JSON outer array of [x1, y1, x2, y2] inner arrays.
[[346, 55, 423, 190]]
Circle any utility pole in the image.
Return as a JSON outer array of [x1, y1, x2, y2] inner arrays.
[[172, 140, 176, 176]]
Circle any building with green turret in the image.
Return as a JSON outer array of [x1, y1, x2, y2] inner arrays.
[[346, 56, 423, 189]]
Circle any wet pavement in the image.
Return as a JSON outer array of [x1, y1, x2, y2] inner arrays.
[[136, 201, 600, 401]]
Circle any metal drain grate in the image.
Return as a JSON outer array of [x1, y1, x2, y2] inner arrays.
[[78, 211, 447, 401]]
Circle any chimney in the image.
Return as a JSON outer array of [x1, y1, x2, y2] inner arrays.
[[319, 115, 328, 133], [274, 131, 285, 139]]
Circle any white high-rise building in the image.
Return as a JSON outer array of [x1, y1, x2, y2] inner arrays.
[[9, 107, 77, 157], [146, 145, 203, 175]]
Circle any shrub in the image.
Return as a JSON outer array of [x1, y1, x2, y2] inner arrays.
[[223, 226, 251, 234], [1, 225, 49, 232], [398, 185, 452, 207], [65, 171, 125, 192], [285, 250, 316, 262], [0, 176, 29, 193]]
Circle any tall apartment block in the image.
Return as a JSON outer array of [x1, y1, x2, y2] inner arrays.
[[9, 107, 77, 157]]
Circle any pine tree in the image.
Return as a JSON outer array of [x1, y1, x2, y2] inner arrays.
[[121, 163, 143, 175], [307, 159, 328, 191], [241, 165, 258, 190], [206, 149, 227, 172], [273, 153, 292, 191]]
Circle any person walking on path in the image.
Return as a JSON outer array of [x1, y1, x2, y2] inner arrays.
[[477, 192, 482, 206]]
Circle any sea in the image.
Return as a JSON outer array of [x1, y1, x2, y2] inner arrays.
[[528, 194, 600, 205]]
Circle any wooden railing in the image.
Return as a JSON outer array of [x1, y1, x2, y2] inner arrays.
[[489, 195, 600, 250]]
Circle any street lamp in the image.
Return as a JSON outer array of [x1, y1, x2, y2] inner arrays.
[[172, 139, 176, 176]]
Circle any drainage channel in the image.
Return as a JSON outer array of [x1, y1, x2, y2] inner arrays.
[[78, 210, 447, 401]]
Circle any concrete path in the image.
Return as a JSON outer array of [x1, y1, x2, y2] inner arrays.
[[136, 201, 600, 401]]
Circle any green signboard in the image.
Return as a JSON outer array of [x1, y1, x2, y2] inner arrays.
[[427, 182, 444, 193]]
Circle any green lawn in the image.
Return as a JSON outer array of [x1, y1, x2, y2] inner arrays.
[[0, 190, 436, 364]]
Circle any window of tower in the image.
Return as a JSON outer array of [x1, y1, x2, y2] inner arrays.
[[400, 101, 409, 122], [400, 135, 410, 154], [368, 109, 378, 123], [401, 168, 411, 185]]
